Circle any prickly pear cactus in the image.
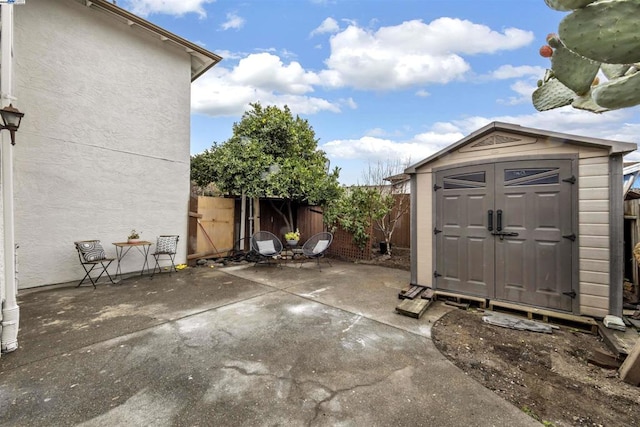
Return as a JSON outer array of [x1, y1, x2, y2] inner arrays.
[[533, 0, 640, 113], [559, 0, 640, 64], [550, 44, 600, 95], [544, 0, 596, 11], [571, 90, 609, 113], [532, 73, 576, 111], [600, 63, 631, 79], [592, 69, 640, 109]]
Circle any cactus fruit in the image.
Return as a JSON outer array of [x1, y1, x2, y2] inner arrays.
[[540, 45, 553, 58], [546, 33, 562, 49], [558, 0, 640, 64], [592, 69, 640, 109], [544, 0, 596, 11], [550, 44, 600, 95]]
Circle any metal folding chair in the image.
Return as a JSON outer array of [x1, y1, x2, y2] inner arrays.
[[74, 240, 115, 289], [150, 235, 179, 278]]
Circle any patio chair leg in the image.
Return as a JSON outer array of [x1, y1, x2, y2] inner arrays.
[[151, 254, 178, 279], [151, 256, 161, 278], [77, 260, 114, 289], [94, 260, 115, 285], [77, 265, 97, 289]]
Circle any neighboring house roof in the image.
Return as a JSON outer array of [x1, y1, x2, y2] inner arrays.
[[405, 121, 638, 174], [624, 162, 640, 197], [384, 173, 410, 185], [76, 0, 222, 81]]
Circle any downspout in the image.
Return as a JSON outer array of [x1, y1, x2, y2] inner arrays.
[[239, 192, 246, 251], [248, 197, 254, 237], [1, 3, 19, 353]]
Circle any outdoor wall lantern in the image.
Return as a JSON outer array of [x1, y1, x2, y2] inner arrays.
[[0, 104, 24, 145]]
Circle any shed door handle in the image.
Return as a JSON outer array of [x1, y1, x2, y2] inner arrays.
[[487, 210, 493, 232], [496, 209, 503, 232]]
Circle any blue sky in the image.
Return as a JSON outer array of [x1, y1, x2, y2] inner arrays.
[[119, 0, 640, 185]]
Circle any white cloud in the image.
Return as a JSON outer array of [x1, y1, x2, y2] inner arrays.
[[497, 80, 538, 106], [489, 65, 545, 80], [122, 0, 214, 18], [212, 49, 246, 60], [365, 128, 388, 137], [323, 108, 640, 168], [311, 17, 340, 36], [321, 131, 462, 163], [443, 108, 640, 146], [189, 16, 538, 119], [340, 97, 358, 109], [191, 59, 340, 117], [320, 19, 534, 90], [220, 12, 245, 30], [231, 53, 320, 94]]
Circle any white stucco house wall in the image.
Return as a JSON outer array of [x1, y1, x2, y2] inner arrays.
[[1, 0, 221, 293]]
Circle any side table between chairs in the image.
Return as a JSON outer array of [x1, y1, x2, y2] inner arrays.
[[112, 240, 153, 281], [284, 241, 304, 264]]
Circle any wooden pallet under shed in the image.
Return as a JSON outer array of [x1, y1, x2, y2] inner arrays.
[[396, 285, 433, 318], [488, 300, 598, 334]]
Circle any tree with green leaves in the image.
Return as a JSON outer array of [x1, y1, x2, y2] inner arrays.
[[360, 160, 410, 257], [191, 102, 341, 231], [323, 160, 409, 255], [323, 186, 377, 251]]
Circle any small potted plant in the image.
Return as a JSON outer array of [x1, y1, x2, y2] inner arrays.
[[127, 229, 141, 243], [284, 229, 300, 246]]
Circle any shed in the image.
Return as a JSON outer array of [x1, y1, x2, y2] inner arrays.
[[405, 122, 637, 318]]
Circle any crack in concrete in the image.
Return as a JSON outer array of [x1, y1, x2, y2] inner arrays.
[[307, 366, 410, 426], [213, 360, 414, 426]]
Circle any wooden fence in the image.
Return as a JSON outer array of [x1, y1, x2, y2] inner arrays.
[[328, 224, 373, 261], [188, 194, 409, 263], [371, 194, 410, 248], [187, 194, 236, 264], [623, 199, 640, 302]]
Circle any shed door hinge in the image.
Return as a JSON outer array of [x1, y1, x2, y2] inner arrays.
[[433, 184, 442, 191], [434, 228, 442, 234], [562, 233, 576, 242], [434, 271, 442, 278], [562, 175, 576, 184], [563, 290, 577, 299]]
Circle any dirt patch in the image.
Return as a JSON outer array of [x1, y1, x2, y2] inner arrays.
[[360, 246, 411, 271], [363, 249, 640, 425], [431, 308, 640, 426]]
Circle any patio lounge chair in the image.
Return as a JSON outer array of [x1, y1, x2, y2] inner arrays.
[[74, 240, 115, 288], [250, 231, 283, 267], [151, 235, 179, 278], [299, 232, 333, 270]]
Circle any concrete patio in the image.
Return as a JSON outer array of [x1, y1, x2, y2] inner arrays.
[[0, 261, 539, 426]]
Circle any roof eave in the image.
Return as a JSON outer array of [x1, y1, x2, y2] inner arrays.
[[78, 0, 222, 81]]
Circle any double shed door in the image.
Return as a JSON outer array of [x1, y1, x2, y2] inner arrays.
[[434, 159, 574, 312]]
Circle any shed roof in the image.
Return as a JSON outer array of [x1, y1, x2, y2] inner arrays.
[[405, 121, 637, 174], [76, 0, 222, 81]]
